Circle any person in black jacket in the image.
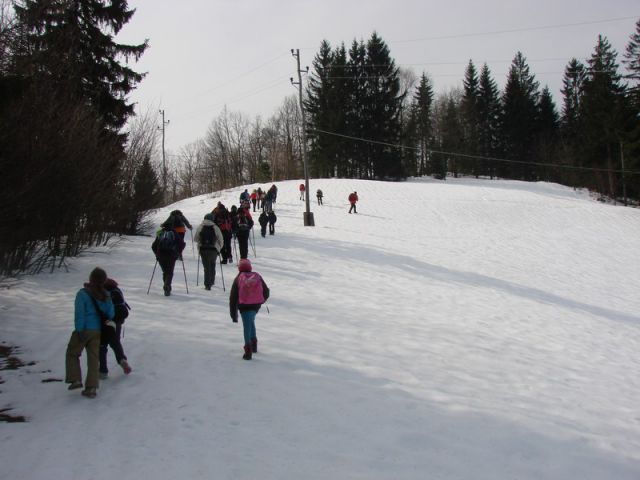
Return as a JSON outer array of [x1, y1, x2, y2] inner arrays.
[[232, 207, 254, 259], [258, 211, 268, 238], [229, 259, 270, 360], [151, 223, 186, 296], [99, 278, 132, 379], [267, 210, 277, 235]]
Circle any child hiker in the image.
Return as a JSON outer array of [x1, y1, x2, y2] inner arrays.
[[229, 259, 270, 360]]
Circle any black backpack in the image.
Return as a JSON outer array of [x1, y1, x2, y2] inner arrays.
[[199, 225, 216, 249], [109, 287, 130, 323], [158, 230, 178, 254]]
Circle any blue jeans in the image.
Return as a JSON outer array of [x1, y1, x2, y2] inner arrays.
[[240, 310, 257, 345]]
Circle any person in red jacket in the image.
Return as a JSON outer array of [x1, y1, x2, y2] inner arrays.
[[348, 191, 358, 214], [299, 183, 305, 200]]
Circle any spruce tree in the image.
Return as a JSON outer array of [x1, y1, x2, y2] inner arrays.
[[461, 60, 480, 176], [13, 0, 147, 141], [534, 86, 559, 177], [477, 63, 501, 178], [623, 19, 640, 109], [411, 73, 434, 176], [501, 51, 540, 180], [346, 39, 367, 177], [560, 58, 586, 141]]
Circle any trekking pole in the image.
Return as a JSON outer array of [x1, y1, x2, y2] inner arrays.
[[233, 235, 238, 261], [147, 260, 158, 295], [251, 228, 257, 258], [219, 253, 226, 292], [181, 257, 189, 294], [196, 249, 200, 286]]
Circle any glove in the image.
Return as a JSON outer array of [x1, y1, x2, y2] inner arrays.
[[77, 330, 88, 343], [232, 314, 238, 323]]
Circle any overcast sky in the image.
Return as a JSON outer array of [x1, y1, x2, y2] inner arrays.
[[116, 0, 639, 153]]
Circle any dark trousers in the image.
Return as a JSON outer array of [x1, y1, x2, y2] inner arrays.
[[200, 248, 218, 287], [317, 196, 323, 205], [268, 222, 275, 235], [100, 323, 126, 374], [251, 199, 257, 212], [221, 231, 232, 261], [237, 231, 250, 259], [157, 253, 177, 291], [260, 225, 267, 237], [349, 203, 357, 213]]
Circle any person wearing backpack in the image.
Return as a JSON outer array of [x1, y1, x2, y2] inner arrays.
[[213, 203, 233, 264], [66, 267, 115, 398], [151, 223, 186, 296], [348, 191, 358, 214], [267, 210, 277, 235], [233, 207, 254, 259], [99, 278, 132, 379], [316, 189, 323, 205], [162, 210, 192, 242], [258, 211, 268, 238], [195, 213, 223, 290], [229, 259, 270, 360]]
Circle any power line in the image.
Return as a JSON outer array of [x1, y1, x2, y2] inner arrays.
[[311, 128, 640, 176], [389, 15, 639, 44]]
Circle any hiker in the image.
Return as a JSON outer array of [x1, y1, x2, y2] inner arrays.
[[151, 222, 186, 296], [270, 184, 278, 204], [316, 189, 323, 205], [258, 211, 268, 238], [256, 187, 264, 209], [229, 259, 270, 360], [233, 207, 254, 259], [162, 209, 192, 242], [348, 191, 358, 214], [239, 189, 251, 209], [213, 202, 233, 264], [99, 278, 132, 379], [268, 210, 277, 235], [263, 188, 273, 213], [66, 267, 114, 398], [195, 213, 223, 290], [299, 183, 305, 200], [250, 189, 258, 212]]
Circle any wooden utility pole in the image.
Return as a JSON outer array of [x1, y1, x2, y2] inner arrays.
[[159, 109, 170, 201], [291, 48, 315, 227]]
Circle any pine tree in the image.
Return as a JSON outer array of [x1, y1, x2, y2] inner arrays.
[[501, 51, 540, 180], [579, 35, 629, 197], [534, 86, 559, 178], [411, 73, 434, 176], [461, 60, 480, 176], [363, 32, 404, 179], [13, 0, 147, 141], [560, 58, 586, 141], [623, 19, 640, 109], [345, 39, 367, 177], [477, 63, 501, 178]]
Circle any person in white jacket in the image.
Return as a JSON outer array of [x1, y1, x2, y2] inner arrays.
[[195, 213, 224, 290]]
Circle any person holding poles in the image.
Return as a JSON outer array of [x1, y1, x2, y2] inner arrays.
[[195, 213, 223, 290], [233, 206, 254, 260], [151, 221, 186, 296]]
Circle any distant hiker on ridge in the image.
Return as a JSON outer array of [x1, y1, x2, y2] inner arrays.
[[348, 191, 358, 214]]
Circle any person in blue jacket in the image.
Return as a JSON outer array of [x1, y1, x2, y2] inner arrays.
[[65, 267, 114, 398]]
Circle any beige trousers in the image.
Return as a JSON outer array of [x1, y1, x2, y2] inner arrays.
[[65, 330, 101, 389]]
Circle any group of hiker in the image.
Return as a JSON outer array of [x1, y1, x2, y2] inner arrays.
[[65, 183, 364, 398]]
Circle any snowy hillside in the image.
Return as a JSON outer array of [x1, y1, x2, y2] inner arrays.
[[1, 177, 640, 480]]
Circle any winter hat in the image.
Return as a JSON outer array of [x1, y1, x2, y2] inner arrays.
[[238, 259, 252, 272], [204, 213, 214, 221]]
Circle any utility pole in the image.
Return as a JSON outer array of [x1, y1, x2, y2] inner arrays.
[[291, 48, 315, 227], [159, 109, 170, 202]]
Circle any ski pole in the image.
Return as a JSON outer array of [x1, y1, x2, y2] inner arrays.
[[251, 228, 257, 258], [219, 253, 226, 292], [181, 257, 189, 294], [249, 228, 258, 258], [147, 260, 158, 295]]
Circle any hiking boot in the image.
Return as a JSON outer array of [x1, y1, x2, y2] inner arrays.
[[251, 338, 258, 353], [221, 259, 227, 264], [81, 387, 97, 398], [68, 381, 83, 390], [242, 345, 252, 360], [99, 372, 108, 380], [120, 359, 132, 375], [205, 285, 211, 291], [163, 285, 171, 296]]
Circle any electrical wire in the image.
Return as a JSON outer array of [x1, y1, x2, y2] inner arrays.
[[311, 128, 640, 176]]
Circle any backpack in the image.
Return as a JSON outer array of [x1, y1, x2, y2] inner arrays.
[[109, 286, 130, 323], [237, 215, 250, 230], [199, 225, 216, 249], [158, 230, 178, 254], [238, 272, 265, 305]]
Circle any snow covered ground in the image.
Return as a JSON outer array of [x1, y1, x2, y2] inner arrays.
[[1, 177, 639, 479]]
